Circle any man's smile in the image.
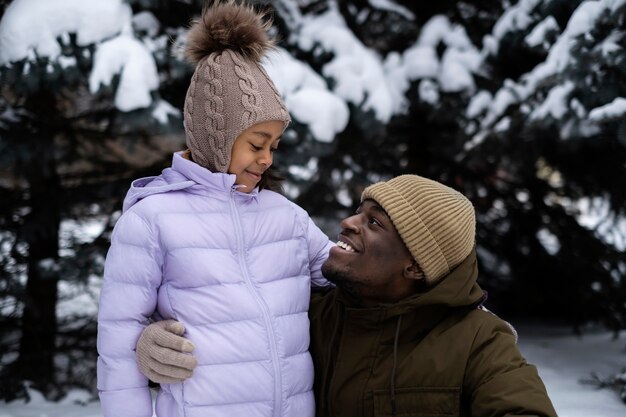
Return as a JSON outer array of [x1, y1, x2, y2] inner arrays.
[[336, 240, 356, 252], [331, 235, 360, 254]]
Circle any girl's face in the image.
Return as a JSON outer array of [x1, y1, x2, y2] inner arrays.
[[228, 120, 283, 192]]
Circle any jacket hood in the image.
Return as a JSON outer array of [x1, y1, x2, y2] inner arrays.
[[330, 249, 485, 353], [123, 151, 254, 212], [336, 248, 485, 318], [401, 248, 484, 311]]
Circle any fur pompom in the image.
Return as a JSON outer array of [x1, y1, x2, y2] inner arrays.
[[185, 1, 274, 64]]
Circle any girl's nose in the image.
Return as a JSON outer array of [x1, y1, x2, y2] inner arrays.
[[259, 149, 272, 167]]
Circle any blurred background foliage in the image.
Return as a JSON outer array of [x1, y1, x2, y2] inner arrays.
[[0, 0, 624, 401]]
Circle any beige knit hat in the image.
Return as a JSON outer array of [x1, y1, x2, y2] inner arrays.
[[183, 1, 291, 172], [362, 175, 476, 285]]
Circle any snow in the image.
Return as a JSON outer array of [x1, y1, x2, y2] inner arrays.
[[151, 99, 180, 125], [491, 0, 540, 47], [600, 32, 623, 57], [396, 15, 482, 102], [407, 15, 481, 94], [132, 11, 161, 38], [525, 16, 560, 48], [288, 158, 318, 181], [36, 258, 59, 272], [470, 0, 626, 142], [588, 97, 626, 122], [287, 88, 349, 142], [367, 0, 415, 21], [0, 0, 132, 64], [402, 45, 439, 80], [88, 36, 159, 112], [529, 81, 574, 120], [382, 52, 410, 111], [445, 24, 476, 51], [484, 84, 519, 126], [575, 196, 626, 251], [517, 325, 626, 417], [57, 55, 77, 69], [418, 15, 452, 46], [418, 79, 439, 105], [466, 90, 493, 118], [438, 48, 477, 93], [493, 116, 511, 132], [0, 0, 161, 113], [296, 7, 398, 122], [525, 1, 603, 91], [0, 387, 104, 417], [0, 0, 463, 131], [336, 187, 353, 207], [1, 325, 624, 417], [609, 0, 626, 13], [537, 228, 561, 255], [3, 0, 626, 145], [56, 276, 100, 322], [263, 49, 349, 142], [499, 0, 540, 38]]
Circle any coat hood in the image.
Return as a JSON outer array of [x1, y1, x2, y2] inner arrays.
[[123, 151, 255, 212], [395, 247, 484, 313], [335, 248, 485, 319]]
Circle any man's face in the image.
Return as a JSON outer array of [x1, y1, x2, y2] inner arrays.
[[322, 199, 419, 305]]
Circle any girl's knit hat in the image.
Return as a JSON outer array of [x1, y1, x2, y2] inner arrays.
[[183, 1, 290, 172], [362, 175, 476, 285]]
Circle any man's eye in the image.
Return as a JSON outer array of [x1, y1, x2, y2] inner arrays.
[[369, 217, 381, 227]]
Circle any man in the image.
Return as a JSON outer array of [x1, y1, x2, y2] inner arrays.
[[134, 175, 558, 417]]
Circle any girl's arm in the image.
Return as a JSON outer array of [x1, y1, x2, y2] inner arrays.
[[305, 216, 334, 289], [97, 209, 162, 417]]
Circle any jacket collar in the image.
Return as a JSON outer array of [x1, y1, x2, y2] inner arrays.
[[330, 250, 485, 345], [170, 151, 260, 200], [334, 249, 485, 322]]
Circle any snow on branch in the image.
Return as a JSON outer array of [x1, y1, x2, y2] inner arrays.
[[0, 0, 132, 64]]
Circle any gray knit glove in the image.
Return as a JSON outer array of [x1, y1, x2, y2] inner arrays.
[[136, 320, 198, 384]]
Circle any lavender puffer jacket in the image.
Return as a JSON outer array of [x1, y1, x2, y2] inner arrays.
[[97, 152, 333, 417]]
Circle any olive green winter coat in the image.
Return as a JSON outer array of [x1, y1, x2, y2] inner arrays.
[[309, 250, 557, 417]]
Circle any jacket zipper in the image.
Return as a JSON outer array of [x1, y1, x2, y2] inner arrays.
[[230, 189, 283, 417]]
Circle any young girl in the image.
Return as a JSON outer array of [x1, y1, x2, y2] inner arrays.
[[96, 3, 332, 417]]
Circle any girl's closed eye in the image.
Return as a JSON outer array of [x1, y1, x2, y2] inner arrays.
[[250, 144, 262, 151]]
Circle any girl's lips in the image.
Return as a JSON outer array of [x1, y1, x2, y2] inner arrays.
[[246, 170, 262, 180]]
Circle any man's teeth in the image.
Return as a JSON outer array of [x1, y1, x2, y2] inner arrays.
[[336, 241, 355, 252]]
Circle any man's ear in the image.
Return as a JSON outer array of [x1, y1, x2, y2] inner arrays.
[[403, 261, 425, 281]]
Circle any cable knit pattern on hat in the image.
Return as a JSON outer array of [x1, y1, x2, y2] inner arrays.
[[182, 2, 290, 173], [204, 58, 226, 165], [184, 55, 227, 170], [261, 64, 290, 122], [230, 50, 263, 128], [362, 175, 476, 285]]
